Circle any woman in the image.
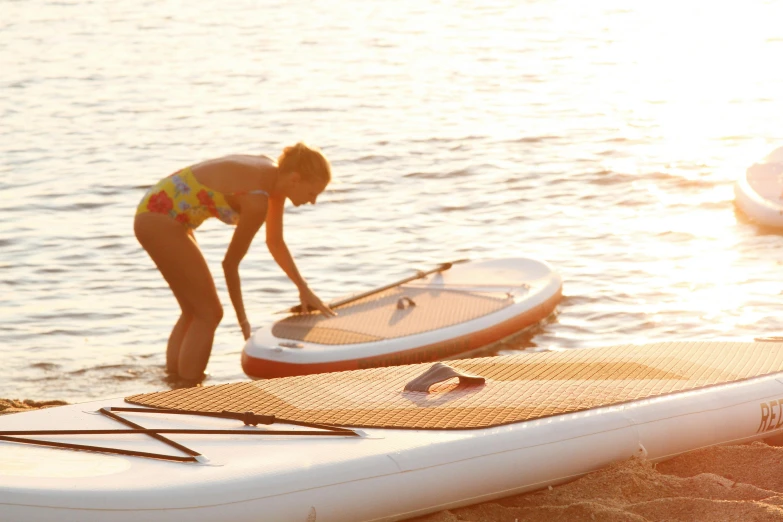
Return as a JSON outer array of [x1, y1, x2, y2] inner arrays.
[[134, 142, 335, 381]]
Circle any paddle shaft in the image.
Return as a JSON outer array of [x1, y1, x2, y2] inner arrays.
[[284, 259, 469, 314]]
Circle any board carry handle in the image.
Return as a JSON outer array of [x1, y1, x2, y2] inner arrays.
[[404, 362, 485, 393], [396, 296, 416, 309], [282, 259, 469, 315]]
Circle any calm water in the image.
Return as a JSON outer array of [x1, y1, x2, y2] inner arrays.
[[3, 0, 783, 403]]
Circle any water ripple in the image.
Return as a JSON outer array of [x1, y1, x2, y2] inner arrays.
[[3, 0, 783, 402]]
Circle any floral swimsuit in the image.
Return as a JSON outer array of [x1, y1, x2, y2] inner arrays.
[[135, 167, 269, 229]]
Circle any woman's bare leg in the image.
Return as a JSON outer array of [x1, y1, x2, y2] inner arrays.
[[134, 213, 224, 380], [166, 313, 193, 374]]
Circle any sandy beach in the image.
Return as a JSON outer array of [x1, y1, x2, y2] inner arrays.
[[410, 442, 783, 522], [4, 399, 783, 521]]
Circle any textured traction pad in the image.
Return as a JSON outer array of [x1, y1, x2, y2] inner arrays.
[[271, 286, 513, 345], [127, 342, 783, 430]]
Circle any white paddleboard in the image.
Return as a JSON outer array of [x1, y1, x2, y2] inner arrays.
[[3, 341, 783, 522], [734, 146, 783, 227], [242, 257, 562, 378]]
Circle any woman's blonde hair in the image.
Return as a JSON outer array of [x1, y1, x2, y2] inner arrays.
[[277, 142, 331, 184]]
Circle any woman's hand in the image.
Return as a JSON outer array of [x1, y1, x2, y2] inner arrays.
[[240, 319, 251, 340], [298, 286, 337, 316]]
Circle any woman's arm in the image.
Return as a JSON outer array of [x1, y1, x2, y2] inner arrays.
[[223, 198, 268, 339], [265, 195, 335, 316]]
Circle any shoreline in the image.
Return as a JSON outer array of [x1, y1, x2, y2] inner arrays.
[[5, 399, 783, 521]]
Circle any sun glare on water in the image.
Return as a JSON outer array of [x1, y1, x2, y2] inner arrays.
[[559, 1, 781, 169]]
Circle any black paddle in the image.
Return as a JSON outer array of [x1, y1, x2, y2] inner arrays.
[[281, 259, 470, 315]]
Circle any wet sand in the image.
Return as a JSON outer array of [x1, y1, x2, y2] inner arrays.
[[0, 398, 68, 415], [5, 398, 783, 521]]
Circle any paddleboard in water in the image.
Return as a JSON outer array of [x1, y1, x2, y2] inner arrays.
[[734, 145, 783, 227], [3, 341, 783, 521], [242, 257, 562, 379]]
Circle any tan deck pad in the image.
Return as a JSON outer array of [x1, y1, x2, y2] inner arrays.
[[271, 286, 513, 345], [126, 341, 783, 430]]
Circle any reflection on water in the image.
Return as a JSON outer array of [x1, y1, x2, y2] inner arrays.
[[2, 0, 783, 402]]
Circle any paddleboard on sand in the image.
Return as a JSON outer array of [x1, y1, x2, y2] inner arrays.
[[3, 341, 783, 521], [242, 257, 562, 378], [734, 145, 783, 227]]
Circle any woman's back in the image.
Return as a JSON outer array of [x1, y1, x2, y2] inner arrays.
[[191, 155, 277, 197]]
